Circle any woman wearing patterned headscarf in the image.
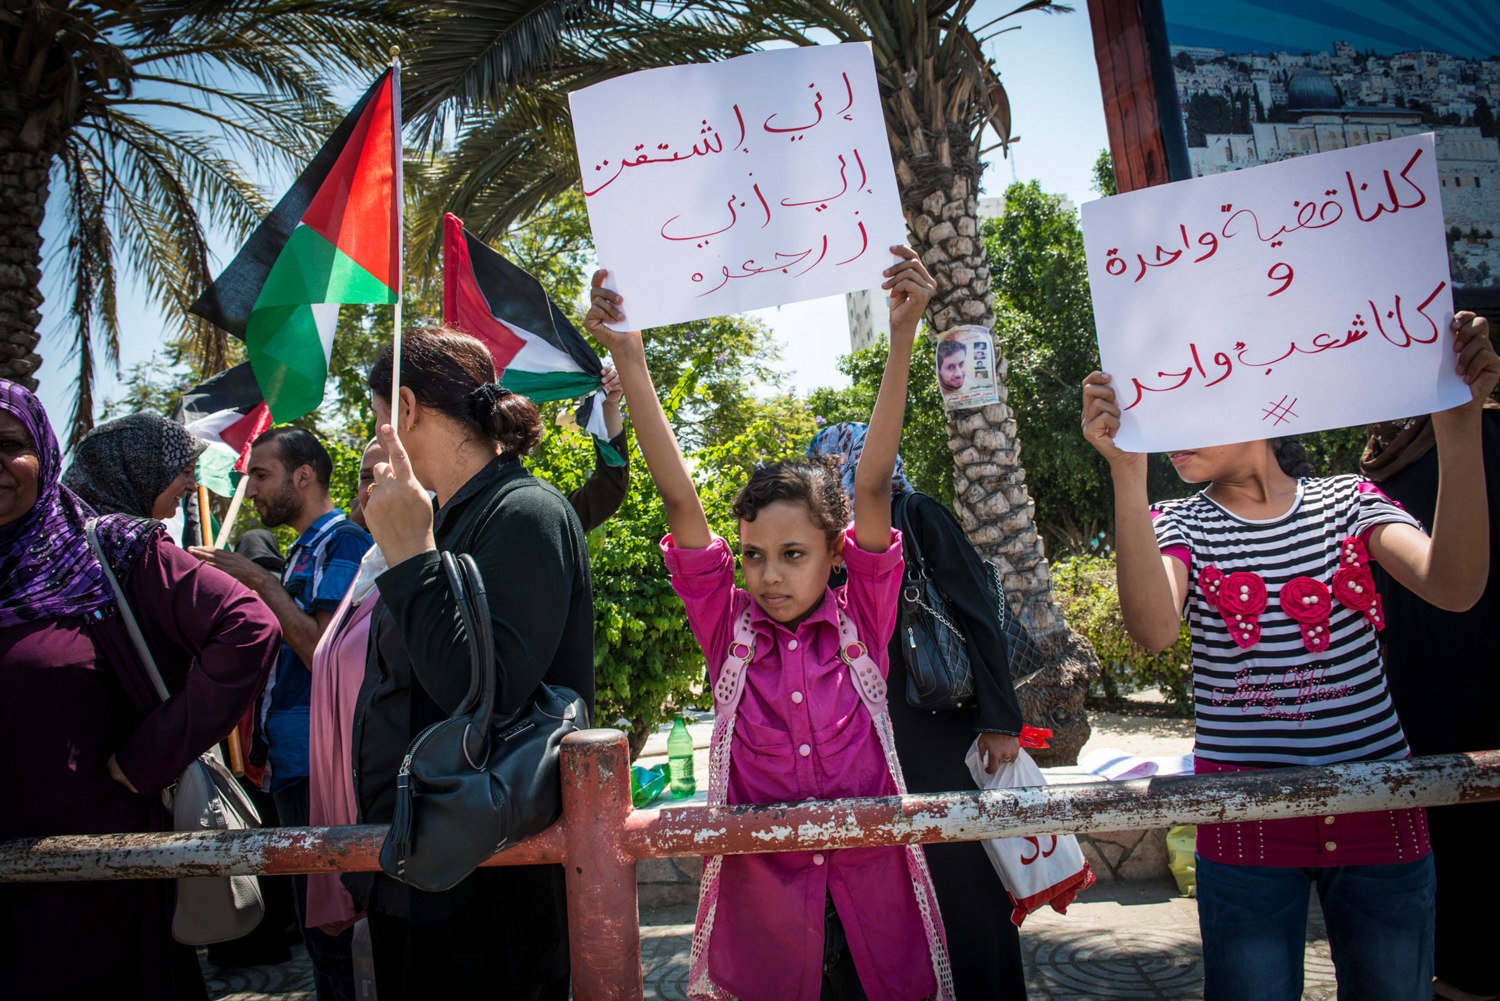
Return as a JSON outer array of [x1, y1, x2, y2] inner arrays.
[[808, 421, 1030, 1001], [0, 381, 280, 1000], [63, 412, 206, 519]]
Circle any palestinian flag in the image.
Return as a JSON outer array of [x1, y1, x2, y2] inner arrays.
[[173, 362, 273, 496], [190, 69, 401, 422], [443, 213, 621, 465]]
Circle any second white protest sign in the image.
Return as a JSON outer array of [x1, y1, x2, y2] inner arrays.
[[1081, 132, 1469, 454]]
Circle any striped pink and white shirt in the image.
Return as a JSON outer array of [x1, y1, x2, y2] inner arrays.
[[1152, 475, 1429, 866]]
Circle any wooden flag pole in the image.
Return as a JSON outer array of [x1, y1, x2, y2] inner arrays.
[[392, 299, 403, 423], [199, 487, 247, 774], [196, 486, 213, 547], [225, 723, 247, 779], [214, 477, 249, 549]]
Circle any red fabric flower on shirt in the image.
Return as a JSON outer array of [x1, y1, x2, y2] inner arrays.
[[1199, 565, 1226, 609], [1280, 576, 1333, 653], [1332, 563, 1385, 632], [1216, 571, 1267, 649], [1332, 564, 1376, 611], [1339, 535, 1370, 567]]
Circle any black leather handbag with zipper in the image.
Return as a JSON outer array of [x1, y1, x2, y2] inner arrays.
[[378, 551, 588, 892], [893, 493, 1048, 710]]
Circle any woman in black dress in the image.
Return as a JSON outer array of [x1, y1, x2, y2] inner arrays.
[[351, 327, 595, 1000], [1364, 409, 1500, 1001], [810, 421, 1029, 1000]]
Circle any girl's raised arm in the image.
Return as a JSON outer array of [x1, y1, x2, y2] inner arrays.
[[584, 270, 712, 549], [854, 247, 936, 554], [1368, 311, 1498, 610], [1081, 371, 1189, 651]]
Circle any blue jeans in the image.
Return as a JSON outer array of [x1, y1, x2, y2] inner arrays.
[[1196, 853, 1435, 1001]]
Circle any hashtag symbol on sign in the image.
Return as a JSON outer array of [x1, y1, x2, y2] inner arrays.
[[1261, 395, 1299, 426]]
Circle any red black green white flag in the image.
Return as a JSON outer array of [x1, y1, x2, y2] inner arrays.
[[172, 362, 273, 496], [191, 69, 401, 422], [442, 213, 622, 465]]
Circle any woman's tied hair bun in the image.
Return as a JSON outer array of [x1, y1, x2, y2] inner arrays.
[[466, 382, 513, 424], [1270, 436, 1314, 478], [368, 326, 543, 460]]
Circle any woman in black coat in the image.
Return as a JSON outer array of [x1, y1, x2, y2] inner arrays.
[[351, 327, 595, 1001], [1363, 408, 1500, 1001], [810, 422, 1029, 1000]]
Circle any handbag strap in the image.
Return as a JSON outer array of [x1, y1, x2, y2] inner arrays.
[[440, 551, 495, 768], [893, 491, 928, 579], [86, 519, 169, 704]]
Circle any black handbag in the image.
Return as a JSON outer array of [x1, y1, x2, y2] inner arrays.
[[894, 493, 977, 711], [988, 563, 1048, 685], [378, 551, 589, 892]]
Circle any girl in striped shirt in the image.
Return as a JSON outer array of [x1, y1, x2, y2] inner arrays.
[[1080, 310, 1498, 1001]]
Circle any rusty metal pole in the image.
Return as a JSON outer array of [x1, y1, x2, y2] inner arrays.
[[559, 728, 642, 1001], [6, 750, 1499, 885]]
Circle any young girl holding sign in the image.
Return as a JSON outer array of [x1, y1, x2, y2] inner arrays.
[[586, 248, 951, 1001], [1080, 311, 1498, 1001]]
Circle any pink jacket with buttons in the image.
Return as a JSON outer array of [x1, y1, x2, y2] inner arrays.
[[661, 528, 938, 1001]]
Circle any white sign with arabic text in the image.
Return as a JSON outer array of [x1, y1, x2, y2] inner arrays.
[[569, 43, 907, 331], [1081, 132, 1469, 453]]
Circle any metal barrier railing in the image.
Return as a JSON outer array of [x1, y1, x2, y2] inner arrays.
[[3, 731, 1497, 1001]]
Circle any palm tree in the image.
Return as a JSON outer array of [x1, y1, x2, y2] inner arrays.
[[404, 0, 1099, 762], [0, 0, 415, 442]]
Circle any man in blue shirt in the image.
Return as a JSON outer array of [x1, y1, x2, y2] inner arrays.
[[193, 426, 370, 1001]]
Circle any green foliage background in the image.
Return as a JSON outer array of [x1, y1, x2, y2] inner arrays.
[[807, 340, 953, 507], [1052, 553, 1193, 713]]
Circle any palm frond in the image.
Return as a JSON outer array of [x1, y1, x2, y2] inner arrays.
[[54, 145, 114, 445], [77, 109, 266, 318], [403, 1, 773, 146], [408, 87, 579, 261], [402, 0, 634, 143], [13, 0, 420, 429]]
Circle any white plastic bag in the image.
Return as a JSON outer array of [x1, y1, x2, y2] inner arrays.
[[964, 741, 1095, 927]]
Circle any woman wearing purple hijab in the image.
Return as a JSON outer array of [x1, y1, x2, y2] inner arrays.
[[0, 381, 281, 1001]]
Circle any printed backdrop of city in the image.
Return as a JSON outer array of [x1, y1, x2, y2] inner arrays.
[[1159, 0, 1500, 286]]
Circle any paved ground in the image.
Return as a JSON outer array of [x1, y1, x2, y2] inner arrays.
[[203, 947, 314, 1000], [204, 878, 1339, 1000], [604, 880, 1336, 1001]]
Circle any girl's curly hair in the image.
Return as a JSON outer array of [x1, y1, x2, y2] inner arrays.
[[731, 457, 849, 544]]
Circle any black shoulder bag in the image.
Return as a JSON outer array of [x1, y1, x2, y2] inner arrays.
[[894, 494, 1049, 710], [894, 493, 977, 711], [378, 551, 589, 892]]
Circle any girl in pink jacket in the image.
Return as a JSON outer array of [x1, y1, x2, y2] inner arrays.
[[585, 248, 951, 1001]]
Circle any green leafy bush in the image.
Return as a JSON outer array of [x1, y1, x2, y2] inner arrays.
[[1051, 553, 1193, 713]]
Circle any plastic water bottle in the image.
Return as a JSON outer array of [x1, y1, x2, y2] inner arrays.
[[667, 716, 696, 798]]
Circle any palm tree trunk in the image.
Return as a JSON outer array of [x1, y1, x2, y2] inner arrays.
[[909, 174, 1100, 765], [0, 131, 48, 391]]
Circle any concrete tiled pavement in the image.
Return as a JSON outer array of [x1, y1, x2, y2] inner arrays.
[[204, 878, 1341, 1000]]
